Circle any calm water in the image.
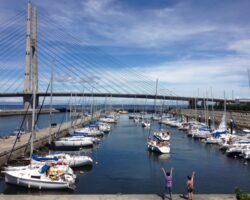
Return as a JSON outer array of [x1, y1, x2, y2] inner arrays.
[[0, 114, 250, 194], [0, 112, 69, 136]]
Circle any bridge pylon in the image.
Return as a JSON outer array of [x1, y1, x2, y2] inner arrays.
[[23, 0, 39, 109]]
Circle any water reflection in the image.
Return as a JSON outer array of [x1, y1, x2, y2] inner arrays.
[[148, 151, 170, 161]]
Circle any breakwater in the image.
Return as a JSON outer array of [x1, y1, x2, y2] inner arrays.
[[170, 109, 250, 129]]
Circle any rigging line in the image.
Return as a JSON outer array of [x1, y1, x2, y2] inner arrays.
[[0, 22, 26, 46], [14, 80, 25, 93], [6, 99, 31, 164], [24, 82, 51, 154], [0, 49, 24, 80], [0, 69, 23, 89], [38, 49, 100, 93], [37, 34, 128, 95], [0, 35, 25, 59], [37, 17, 153, 94], [37, 23, 152, 95], [0, 71, 24, 90], [37, 42, 104, 92], [2, 73, 24, 93], [38, 13, 155, 93], [37, 59, 77, 93], [0, 33, 25, 61], [37, 37, 135, 95], [38, 44, 110, 94], [0, 10, 26, 35]]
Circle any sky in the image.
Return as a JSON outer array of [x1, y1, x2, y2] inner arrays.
[[1, 0, 250, 101]]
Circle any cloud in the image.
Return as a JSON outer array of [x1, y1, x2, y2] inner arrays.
[[228, 40, 250, 55], [141, 56, 250, 98], [1, 0, 250, 100]]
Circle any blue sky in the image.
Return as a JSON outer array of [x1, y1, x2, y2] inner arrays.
[[1, 0, 250, 101]]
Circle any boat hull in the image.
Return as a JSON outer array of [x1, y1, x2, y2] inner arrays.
[[5, 172, 73, 190]]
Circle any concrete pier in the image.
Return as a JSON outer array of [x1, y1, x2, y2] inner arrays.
[[0, 117, 89, 167], [0, 109, 60, 116], [0, 195, 236, 200], [170, 108, 250, 129]]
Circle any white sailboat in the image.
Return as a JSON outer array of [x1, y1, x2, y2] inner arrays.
[[5, 16, 76, 189], [153, 130, 170, 141], [54, 137, 94, 148], [147, 139, 170, 154]]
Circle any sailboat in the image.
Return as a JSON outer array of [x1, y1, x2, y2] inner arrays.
[[204, 92, 232, 144], [4, 17, 76, 189], [147, 139, 170, 154], [153, 130, 170, 141]]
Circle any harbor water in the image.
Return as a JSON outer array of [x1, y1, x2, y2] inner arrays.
[[0, 114, 250, 194]]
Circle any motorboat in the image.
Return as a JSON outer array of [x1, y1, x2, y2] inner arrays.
[[178, 122, 190, 131], [142, 120, 151, 128], [153, 130, 170, 141], [226, 144, 250, 157], [134, 117, 140, 123], [147, 139, 170, 154]]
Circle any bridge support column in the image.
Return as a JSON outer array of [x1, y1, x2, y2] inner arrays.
[[188, 99, 196, 109], [23, 1, 39, 110]]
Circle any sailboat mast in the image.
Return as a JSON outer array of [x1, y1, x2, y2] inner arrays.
[[153, 79, 158, 115], [248, 69, 250, 97], [49, 64, 54, 145], [30, 50, 36, 168], [211, 87, 215, 129], [224, 90, 227, 128]]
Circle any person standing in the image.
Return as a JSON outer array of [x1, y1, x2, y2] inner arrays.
[[162, 167, 173, 200], [187, 172, 195, 200]]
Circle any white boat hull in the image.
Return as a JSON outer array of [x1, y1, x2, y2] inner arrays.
[[5, 171, 74, 190], [55, 140, 93, 147], [147, 142, 170, 154]]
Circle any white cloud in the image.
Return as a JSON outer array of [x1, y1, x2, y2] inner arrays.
[[228, 39, 250, 54]]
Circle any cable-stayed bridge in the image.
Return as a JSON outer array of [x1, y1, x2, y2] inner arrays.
[[0, 1, 236, 108]]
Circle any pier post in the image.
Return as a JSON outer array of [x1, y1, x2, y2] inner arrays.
[[188, 99, 195, 109], [198, 115, 201, 122], [208, 117, 211, 128], [230, 119, 233, 134]]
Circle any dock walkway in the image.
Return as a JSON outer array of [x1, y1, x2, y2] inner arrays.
[[0, 118, 85, 167]]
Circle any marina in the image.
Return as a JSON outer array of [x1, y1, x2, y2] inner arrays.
[[0, 114, 250, 194], [0, 0, 250, 198]]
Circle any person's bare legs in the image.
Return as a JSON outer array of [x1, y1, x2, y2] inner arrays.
[[190, 192, 193, 200]]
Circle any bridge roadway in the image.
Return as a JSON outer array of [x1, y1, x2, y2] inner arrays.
[[0, 92, 235, 104]]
